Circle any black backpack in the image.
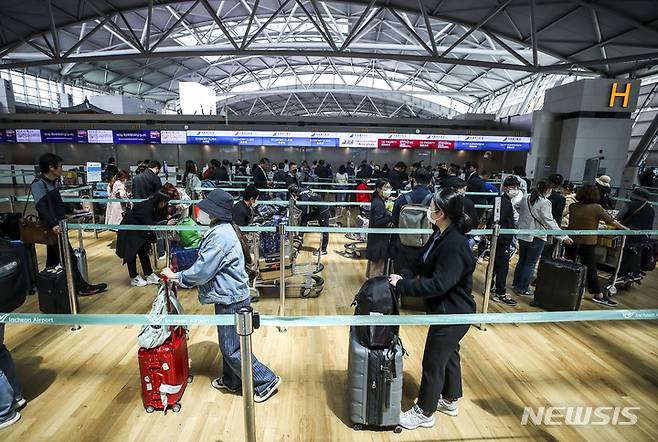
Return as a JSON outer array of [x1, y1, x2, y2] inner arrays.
[[351, 276, 399, 348], [0, 239, 28, 312]]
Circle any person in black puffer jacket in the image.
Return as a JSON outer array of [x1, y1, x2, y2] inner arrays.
[[389, 188, 475, 431]]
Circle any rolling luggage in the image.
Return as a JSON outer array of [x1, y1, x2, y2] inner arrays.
[[170, 245, 199, 272], [37, 266, 72, 313], [138, 281, 191, 414], [9, 240, 38, 294], [74, 247, 88, 282], [348, 329, 403, 433], [532, 258, 586, 311], [619, 244, 642, 276], [0, 239, 28, 312]]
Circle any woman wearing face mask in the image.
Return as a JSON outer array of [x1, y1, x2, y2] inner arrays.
[[388, 188, 475, 430], [365, 179, 393, 277], [512, 181, 572, 297]]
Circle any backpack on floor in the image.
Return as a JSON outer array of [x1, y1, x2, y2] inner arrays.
[[351, 276, 399, 349], [398, 193, 433, 247]]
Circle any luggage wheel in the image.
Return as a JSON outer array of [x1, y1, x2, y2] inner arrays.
[[394, 425, 403, 434], [300, 287, 312, 298], [353, 424, 363, 431], [313, 263, 324, 274], [145, 406, 156, 414], [188, 375, 194, 383], [624, 280, 634, 290], [172, 403, 181, 413]]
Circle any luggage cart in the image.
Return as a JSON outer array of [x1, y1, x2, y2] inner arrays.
[[596, 234, 643, 296], [343, 214, 369, 259], [248, 229, 324, 298]]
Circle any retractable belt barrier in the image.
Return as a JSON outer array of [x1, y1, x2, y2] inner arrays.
[[1, 310, 657, 327], [12, 194, 496, 210], [612, 196, 658, 207]]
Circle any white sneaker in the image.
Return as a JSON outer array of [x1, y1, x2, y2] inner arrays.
[[254, 377, 282, 403], [437, 398, 458, 416], [0, 411, 21, 429], [399, 404, 435, 430], [145, 273, 161, 285], [130, 276, 148, 287]]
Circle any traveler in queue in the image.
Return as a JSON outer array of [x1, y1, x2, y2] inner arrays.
[[366, 178, 393, 278], [388, 188, 475, 430], [161, 190, 281, 403], [115, 191, 171, 287], [183, 160, 202, 200], [233, 184, 260, 227], [132, 160, 162, 199], [288, 185, 330, 256], [512, 181, 572, 297], [105, 170, 130, 226], [32, 153, 107, 296], [567, 184, 628, 307]]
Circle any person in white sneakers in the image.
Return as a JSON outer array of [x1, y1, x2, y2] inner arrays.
[[0, 324, 26, 430], [389, 188, 476, 430], [115, 191, 171, 287]]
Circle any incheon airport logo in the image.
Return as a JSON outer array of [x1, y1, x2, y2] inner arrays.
[[521, 406, 639, 426]]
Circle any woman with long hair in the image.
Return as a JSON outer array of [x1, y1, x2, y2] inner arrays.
[[512, 181, 572, 296], [183, 160, 202, 199], [105, 170, 130, 226], [389, 188, 475, 430]]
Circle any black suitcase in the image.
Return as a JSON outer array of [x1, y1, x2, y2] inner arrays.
[[37, 266, 72, 314], [532, 258, 586, 311], [10, 240, 38, 294], [620, 245, 642, 276]]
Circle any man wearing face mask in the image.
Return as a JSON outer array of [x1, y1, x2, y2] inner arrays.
[[288, 185, 330, 256], [285, 162, 300, 187], [489, 176, 521, 306]]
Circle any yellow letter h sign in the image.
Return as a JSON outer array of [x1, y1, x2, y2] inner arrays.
[[609, 82, 631, 108]]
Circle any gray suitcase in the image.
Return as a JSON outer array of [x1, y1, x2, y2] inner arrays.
[[348, 329, 403, 433], [74, 248, 88, 282]]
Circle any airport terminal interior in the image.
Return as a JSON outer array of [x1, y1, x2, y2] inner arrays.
[[0, 1, 657, 441]]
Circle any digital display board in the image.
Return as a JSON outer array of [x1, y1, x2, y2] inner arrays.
[[0, 128, 531, 151]]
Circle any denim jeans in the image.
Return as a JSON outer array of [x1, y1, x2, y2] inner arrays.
[[512, 237, 546, 292], [0, 324, 22, 421], [214, 299, 277, 395]]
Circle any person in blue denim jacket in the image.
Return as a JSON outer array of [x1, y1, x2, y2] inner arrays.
[[162, 189, 281, 403]]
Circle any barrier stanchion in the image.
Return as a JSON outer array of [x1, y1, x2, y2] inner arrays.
[[235, 306, 258, 442], [9, 196, 14, 213], [277, 223, 287, 333], [59, 220, 81, 331], [479, 196, 501, 331]]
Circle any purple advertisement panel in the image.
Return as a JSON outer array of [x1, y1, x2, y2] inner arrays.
[[4, 130, 16, 143]]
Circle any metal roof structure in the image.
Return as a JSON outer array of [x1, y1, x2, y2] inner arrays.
[[1, 0, 658, 118]]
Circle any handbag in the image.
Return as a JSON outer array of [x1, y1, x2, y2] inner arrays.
[[19, 179, 59, 246]]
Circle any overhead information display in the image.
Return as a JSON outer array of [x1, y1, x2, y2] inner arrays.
[[0, 128, 531, 151]]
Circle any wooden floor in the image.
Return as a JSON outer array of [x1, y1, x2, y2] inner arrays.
[[3, 231, 657, 441]]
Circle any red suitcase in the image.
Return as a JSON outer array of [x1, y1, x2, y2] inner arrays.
[[138, 284, 192, 413]]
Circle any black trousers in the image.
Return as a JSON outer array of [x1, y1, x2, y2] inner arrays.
[[299, 211, 330, 251], [492, 242, 512, 296], [127, 241, 153, 278], [565, 243, 601, 295], [417, 324, 470, 413], [46, 240, 88, 290]]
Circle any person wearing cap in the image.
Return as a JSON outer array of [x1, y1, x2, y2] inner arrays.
[[616, 187, 655, 246], [595, 175, 614, 210], [161, 190, 281, 403]]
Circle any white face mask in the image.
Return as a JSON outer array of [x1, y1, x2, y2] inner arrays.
[[507, 188, 520, 198], [382, 189, 392, 198], [426, 207, 437, 225]]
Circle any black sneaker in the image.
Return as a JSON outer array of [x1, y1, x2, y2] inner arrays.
[[79, 283, 107, 297], [492, 294, 518, 306], [211, 377, 240, 394], [592, 296, 617, 307]]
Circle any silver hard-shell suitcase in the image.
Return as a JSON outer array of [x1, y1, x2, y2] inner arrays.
[[74, 248, 88, 282], [348, 329, 403, 433]]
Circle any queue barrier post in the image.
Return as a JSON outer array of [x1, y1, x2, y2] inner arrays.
[[479, 197, 501, 331], [235, 306, 259, 442], [59, 220, 81, 331], [9, 195, 14, 213], [277, 222, 287, 333]]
